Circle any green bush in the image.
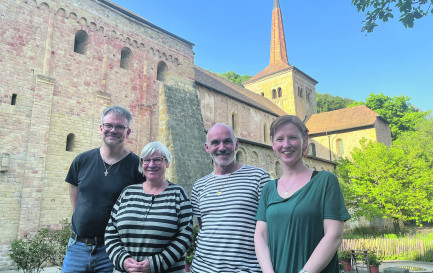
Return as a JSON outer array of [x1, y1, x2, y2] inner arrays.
[[9, 219, 71, 273], [185, 225, 199, 265]]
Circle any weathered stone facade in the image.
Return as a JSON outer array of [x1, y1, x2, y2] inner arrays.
[[0, 0, 391, 269]]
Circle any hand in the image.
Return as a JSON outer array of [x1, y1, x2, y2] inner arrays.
[[123, 257, 150, 273]]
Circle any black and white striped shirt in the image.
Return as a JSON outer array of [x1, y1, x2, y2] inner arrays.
[[191, 165, 270, 273], [105, 182, 193, 273]]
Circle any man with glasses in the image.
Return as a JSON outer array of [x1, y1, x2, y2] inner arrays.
[[63, 105, 143, 273]]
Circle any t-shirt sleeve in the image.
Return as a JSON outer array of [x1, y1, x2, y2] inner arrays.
[[191, 182, 201, 218], [323, 172, 351, 221], [65, 155, 81, 185], [255, 181, 272, 222]]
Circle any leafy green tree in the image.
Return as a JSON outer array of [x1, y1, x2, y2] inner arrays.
[[348, 93, 428, 140], [316, 92, 355, 113], [214, 71, 252, 86], [352, 0, 433, 33], [335, 135, 433, 232]]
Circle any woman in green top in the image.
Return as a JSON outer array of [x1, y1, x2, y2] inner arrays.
[[254, 115, 350, 273]]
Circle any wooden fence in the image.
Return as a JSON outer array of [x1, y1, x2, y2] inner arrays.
[[340, 238, 433, 260]]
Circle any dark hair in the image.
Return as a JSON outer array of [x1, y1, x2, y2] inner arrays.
[[270, 115, 308, 141]]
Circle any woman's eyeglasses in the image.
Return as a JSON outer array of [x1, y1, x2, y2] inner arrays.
[[141, 157, 165, 165]]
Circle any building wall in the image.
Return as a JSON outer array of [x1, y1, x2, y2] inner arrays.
[[243, 70, 297, 116], [309, 127, 378, 161], [0, 0, 196, 268], [375, 119, 392, 147]]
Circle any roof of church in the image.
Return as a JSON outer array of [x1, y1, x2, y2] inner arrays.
[[193, 66, 287, 116], [306, 105, 388, 134], [96, 0, 194, 46]]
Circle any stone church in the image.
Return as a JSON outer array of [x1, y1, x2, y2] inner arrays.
[[0, 0, 391, 268]]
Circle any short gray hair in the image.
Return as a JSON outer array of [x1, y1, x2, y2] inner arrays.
[[101, 105, 132, 126], [138, 141, 172, 174]]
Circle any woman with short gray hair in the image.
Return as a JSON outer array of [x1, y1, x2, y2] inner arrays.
[[105, 141, 193, 273]]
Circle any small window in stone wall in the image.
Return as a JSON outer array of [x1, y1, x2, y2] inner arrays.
[[309, 143, 316, 157], [236, 151, 244, 164], [260, 92, 264, 96], [157, 61, 168, 82], [11, 94, 17, 105], [298, 86, 303, 98], [272, 89, 276, 99], [264, 123, 268, 143], [66, 133, 75, 152], [277, 87, 282, 97], [120, 47, 132, 69], [231, 112, 238, 134], [74, 30, 88, 54], [336, 139, 344, 155]]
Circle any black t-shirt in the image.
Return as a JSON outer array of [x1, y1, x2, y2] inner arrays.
[[65, 148, 143, 237]]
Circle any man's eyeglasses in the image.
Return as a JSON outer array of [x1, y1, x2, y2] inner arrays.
[[102, 123, 127, 132], [141, 157, 166, 165]]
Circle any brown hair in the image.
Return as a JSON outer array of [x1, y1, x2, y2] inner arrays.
[[270, 115, 309, 141]]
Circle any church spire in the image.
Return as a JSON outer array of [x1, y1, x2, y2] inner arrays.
[[270, 0, 288, 65]]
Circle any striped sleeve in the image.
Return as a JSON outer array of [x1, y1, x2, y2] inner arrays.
[[104, 189, 131, 271]]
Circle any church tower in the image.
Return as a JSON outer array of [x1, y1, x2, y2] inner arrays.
[[243, 0, 318, 119]]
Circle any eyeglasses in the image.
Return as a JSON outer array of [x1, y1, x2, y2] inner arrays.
[[102, 123, 127, 132], [141, 157, 166, 165]]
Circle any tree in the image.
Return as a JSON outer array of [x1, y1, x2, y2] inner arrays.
[[335, 137, 433, 232], [352, 0, 433, 33], [348, 93, 428, 140], [316, 92, 355, 113], [214, 71, 252, 86]]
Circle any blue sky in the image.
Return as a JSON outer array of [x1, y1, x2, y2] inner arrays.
[[110, 0, 433, 112]]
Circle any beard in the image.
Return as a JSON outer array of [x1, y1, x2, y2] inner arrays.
[[102, 132, 125, 147], [211, 149, 235, 167]]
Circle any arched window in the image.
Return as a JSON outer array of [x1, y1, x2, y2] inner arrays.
[[66, 133, 75, 152], [260, 92, 264, 96], [272, 89, 277, 99], [277, 87, 282, 97], [11, 94, 17, 105], [120, 47, 132, 69], [236, 151, 244, 164], [309, 143, 316, 157], [298, 86, 303, 98], [336, 139, 344, 155], [74, 30, 88, 54], [231, 112, 238, 134], [157, 61, 168, 82]]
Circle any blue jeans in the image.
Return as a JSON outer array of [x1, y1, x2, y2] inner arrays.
[[62, 237, 114, 273]]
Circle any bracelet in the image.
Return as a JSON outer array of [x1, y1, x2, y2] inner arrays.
[[299, 269, 309, 273]]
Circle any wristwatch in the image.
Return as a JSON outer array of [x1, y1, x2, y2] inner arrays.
[[299, 269, 309, 273]]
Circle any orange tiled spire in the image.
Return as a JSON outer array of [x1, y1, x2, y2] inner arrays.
[[245, 0, 290, 82], [270, 0, 289, 65]]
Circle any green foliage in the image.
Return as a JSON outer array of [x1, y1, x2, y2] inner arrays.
[[316, 92, 356, 113], [214, 71, 252, 86], [9, 220, 71, 273], [185, 225, 199, 264], [348, 93, 429, 140], [351, 0, 433, 33], [335, 135, 433, 229], [368, 251, 382, 266], [338, 249, 352, 262]]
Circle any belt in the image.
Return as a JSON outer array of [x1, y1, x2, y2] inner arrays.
[[71, 231, 104, 246]]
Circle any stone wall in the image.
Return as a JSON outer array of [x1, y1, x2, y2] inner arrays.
[[0, 0, 195, 268]]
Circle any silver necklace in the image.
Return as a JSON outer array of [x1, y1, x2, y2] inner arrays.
[[103, 161, 115, 176]]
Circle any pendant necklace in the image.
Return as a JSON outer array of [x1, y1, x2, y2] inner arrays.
[[213, 172, 232, 196], [281, 178, 291, 196], [103, 161, 115, 176]]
